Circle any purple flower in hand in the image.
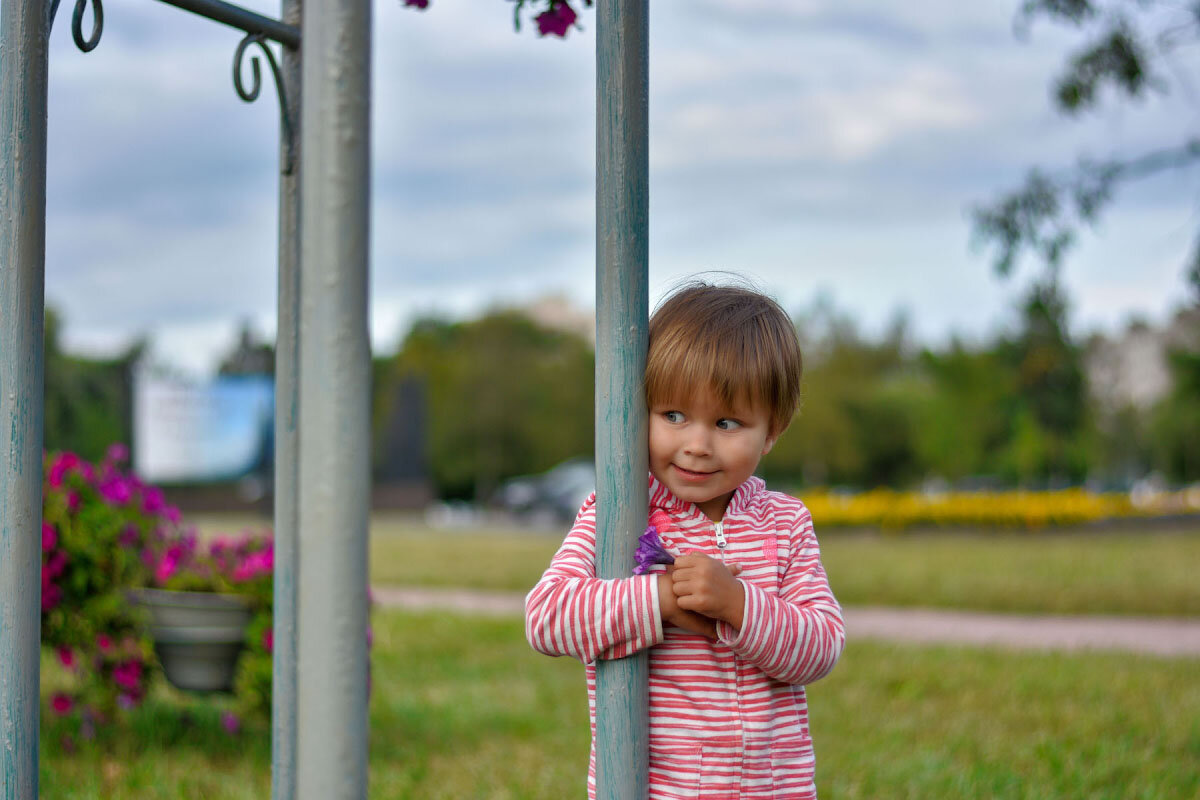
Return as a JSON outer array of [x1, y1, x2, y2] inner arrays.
[[633, 525, 675, 575]]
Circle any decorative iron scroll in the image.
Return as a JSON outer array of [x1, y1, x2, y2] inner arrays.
[[47, 1, 297, 177], [48, 0, 104, 51], [72, 0, 104, 51], [234, 33, 297, 175]]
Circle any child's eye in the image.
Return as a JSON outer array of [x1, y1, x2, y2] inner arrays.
[[663, 411, 685, 424], [716, 418, 742, 431]]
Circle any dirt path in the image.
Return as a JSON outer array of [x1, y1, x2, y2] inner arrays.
[[371, 585, 1200, 657]]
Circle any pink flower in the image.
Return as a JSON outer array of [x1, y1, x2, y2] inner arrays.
[[47, 452, 80, 488], [262, 628, 273, 653], [41, 583, 62, 612], [155, 552, 180, 584], [42, 522, 57, 551], [50, 693, 74, 715], [118, 524, 140, 548], [105, 443, 129, 464], [535, 1, 577, 37], [57, 646, 75, 669], [112, 660, 143, 692], [221, 711, 240, 735], [96, 633, 113, 652], [117, 694, 137, 711], [98, 474, 132, 506], [164, 505, 182, 524], [45, 550, 68, 580], [232, 549, 273, 582], [66, 491, 81, 512], [403, 0, 429, 7], [141, 486, 165, 515]]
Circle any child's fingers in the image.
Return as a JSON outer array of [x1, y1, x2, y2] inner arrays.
[[728, 564, 743, 576]]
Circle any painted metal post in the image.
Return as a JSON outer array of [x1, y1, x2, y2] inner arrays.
[[594, 0, 650, 797], [295, 0, 371, 793], [0, 0, 50, 795], [271, 2, 301, 797]]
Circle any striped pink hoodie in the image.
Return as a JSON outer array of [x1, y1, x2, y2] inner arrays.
[[526, 475, 845, 799]]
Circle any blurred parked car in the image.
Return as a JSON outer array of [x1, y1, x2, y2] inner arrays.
[[495, 458, 595, 524]]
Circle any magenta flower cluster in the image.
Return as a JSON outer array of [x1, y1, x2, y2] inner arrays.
[[41, 445, 182, 740]]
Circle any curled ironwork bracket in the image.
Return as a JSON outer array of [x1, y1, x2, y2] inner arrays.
[[234, 33, 296, 176], [49, 0, 104, 51]]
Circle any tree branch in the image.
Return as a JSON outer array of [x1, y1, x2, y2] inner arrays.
[[972, 138, 1200, 279]]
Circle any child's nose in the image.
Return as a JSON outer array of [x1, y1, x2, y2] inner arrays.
[[683, 429, 712, 456]]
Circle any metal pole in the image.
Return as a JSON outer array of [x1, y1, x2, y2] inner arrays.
[[0, 0, 50, 795], [271, 2, 301, 796], [295, 0, 371, 792], [594, 0, 650, 797]]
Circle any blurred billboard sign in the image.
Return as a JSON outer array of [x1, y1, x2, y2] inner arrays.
[[134, 372, 274, 483]]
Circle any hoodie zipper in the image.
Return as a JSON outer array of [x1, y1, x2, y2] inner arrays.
[[714, 520, 727, 552]]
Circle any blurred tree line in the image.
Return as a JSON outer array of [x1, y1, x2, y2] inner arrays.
[[44, 285, 1200, 501], [42, 308, 139, 462]]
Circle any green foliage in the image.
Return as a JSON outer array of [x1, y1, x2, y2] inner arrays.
[[381, 311, 594, 500], [996, 278, 1093, 482], [1150, 348, 1200, 481], [43, 307, 138, 462], [764, 307, 924, 487], [913, 344, 1016, 481]]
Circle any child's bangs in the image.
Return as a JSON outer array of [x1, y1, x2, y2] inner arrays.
[[645, 329, 766, 414]]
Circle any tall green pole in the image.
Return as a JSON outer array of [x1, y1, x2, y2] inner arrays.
[[295, 0, 371, 793], [271, 1, 301, 796], [594, 0, 650, 797], [0, 0, 49, 794]]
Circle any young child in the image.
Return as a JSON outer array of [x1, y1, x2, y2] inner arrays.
[[526, 282, 845, 799]]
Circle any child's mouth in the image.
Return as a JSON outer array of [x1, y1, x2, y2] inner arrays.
[[673, 464, 716, 481]]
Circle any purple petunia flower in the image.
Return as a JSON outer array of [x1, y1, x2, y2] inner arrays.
[[535, 0, 577, 37], [633, 525, 675, 575]]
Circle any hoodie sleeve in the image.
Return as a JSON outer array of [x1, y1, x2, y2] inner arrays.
[[715, 502, 845, 685], [525, 494, 665, 664]]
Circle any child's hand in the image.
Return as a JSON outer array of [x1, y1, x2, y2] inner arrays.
[[657, 568, 718, 639], [670, 553, 745, 630]]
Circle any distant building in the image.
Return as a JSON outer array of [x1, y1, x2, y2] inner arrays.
[[1085, 307, 1199, 413], [518, 293, 595, 346]]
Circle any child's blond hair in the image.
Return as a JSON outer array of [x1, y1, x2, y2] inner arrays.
[[646, 281, 802, 436]]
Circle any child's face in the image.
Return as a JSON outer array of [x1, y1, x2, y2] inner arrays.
[[648, 386, 777, 521]]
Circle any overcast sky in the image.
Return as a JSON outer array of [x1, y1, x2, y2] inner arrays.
[[43, 0, 1199, 374]]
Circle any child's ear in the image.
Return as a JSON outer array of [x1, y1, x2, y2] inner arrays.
[[762, 421, 789, 456]]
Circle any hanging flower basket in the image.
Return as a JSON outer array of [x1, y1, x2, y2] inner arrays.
[[130, 588, 254, 693]]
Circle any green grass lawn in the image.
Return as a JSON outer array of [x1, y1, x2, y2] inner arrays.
[[190, 512, 1200, 615], [40, 610, 1200, 798]]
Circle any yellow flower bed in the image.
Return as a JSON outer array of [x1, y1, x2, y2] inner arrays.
[[800, 488, 1146, 530]]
